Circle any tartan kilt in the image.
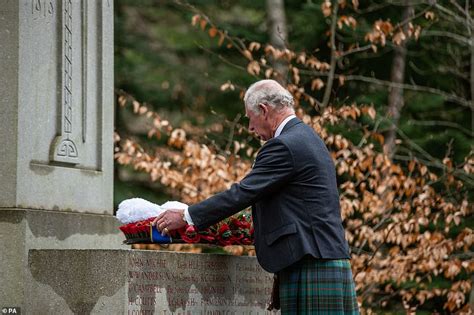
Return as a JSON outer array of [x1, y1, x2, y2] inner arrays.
[[279, 256, 359, 314]]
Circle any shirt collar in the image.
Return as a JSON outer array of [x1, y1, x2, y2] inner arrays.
[[274, 115, 296, 138]]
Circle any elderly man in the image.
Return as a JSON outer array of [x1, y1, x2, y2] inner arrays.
[[154, 79, 359, 314]]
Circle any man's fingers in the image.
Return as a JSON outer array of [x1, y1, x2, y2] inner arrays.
[[154, 212, 168, 227], [156, 211, 166, 220], [158, 222, 167, 231], [152, 217, 164, 228], [151, 209, 185, 233], [155, 217, 164, 226]]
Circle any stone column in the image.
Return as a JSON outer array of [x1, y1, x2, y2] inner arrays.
[[0, 0, 121, 309]]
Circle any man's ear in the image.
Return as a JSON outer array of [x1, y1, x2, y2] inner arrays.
[[258, 103, 268, 117]]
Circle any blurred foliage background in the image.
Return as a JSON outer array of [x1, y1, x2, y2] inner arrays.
[[114, 0, 472, 206]]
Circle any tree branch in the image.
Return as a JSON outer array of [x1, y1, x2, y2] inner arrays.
[[409, 61, 470, 81], [338, 45, 373, 58], [225, 113, 241, 154], [298, 67, 472, 109], [321, 0, 339, 108], [406, 119, 473, 137], [355, 3, 390, 14], [393, 4, 431, 30], [392, 153, 474, 187], [449, 0, 473, 23], [433, 2, 472, 26], [469, 1, 474, 142], [340, 74, 473, 109], [196, 44, 248, 73], [421, 30, 472, 46]]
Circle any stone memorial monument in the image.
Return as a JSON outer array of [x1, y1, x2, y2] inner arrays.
[[0, 0, 121, 309], [0, 1, 276, 313]]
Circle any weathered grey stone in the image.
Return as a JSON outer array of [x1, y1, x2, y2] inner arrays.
[[0, 0, 118, 309], [0, 209, 124, 308], [0, 0, 114, 214], [27, 250, 279, 314], [28, 250, 127, 315], [0, 0, 20, 208]]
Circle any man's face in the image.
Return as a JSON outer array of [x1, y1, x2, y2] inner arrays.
[[245, 104, 273, 141]]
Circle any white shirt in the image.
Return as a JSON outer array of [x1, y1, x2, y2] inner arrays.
[[184, 114, 297, 225], [274, 114, 296, 138]]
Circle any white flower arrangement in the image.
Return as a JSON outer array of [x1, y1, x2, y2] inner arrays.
[[116, 198, 187, 224]]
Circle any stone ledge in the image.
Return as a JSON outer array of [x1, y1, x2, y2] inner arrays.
[[0, 208, 122, 241], [0, 209, 124, 308], [26, 249, 278, 314]]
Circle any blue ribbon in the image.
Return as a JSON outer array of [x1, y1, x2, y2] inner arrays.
[[150, 225, 172, 243]]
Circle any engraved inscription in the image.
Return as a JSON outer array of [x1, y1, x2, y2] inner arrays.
[[31, 0, 54, 20], [127, 254, 275, 314]]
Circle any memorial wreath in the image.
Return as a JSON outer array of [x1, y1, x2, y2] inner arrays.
[[116, 198, 253, 246]]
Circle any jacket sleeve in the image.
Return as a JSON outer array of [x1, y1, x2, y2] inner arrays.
[[188, 138, 295, 229]]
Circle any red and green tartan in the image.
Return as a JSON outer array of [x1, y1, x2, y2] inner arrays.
[[279, 256, 359, 314]]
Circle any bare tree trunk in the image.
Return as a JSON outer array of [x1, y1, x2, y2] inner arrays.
[[321, 0, 339, 108], [385, 5, 414, 158], [468, 2, 474, 309], [470, 23, 474, 139], [265, 0, 288, 84]]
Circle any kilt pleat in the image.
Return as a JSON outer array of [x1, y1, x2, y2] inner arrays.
[[279, 256, 359, 314]]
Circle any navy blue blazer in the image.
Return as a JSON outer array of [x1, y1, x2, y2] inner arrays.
[[189, 118, 350, 272]]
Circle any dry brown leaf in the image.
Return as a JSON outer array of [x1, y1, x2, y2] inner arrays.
[[291, 67, 300, 84], [217, 31, 225, 46], [338, 75, 346, 86], [352, 0, 359, 10], [208, 27, 218, 38], [246, 60, 260, 75], [199, 19, 207, 30], [132, 100, 140, 113], [338, 16, 357, 29], [118, 95, 127, 107], [296, 53, 306, 64], [321, 0, 332, 17], [191, 14, 200, 26], [220, 81, 235, 91], [425, 11, 435, 20], [248, 42, 261, 51], [393, 30, 406, 45], [138, 106, 147, 115], [243, 49, 253, 61], [311, 78, 325, 90], [265, 68, 273, 79]]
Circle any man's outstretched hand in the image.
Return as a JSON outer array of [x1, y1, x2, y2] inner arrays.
[[152, 209, 187, 235]]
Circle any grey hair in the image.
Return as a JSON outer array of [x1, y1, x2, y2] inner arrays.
[[244, 80, 295, 114]]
